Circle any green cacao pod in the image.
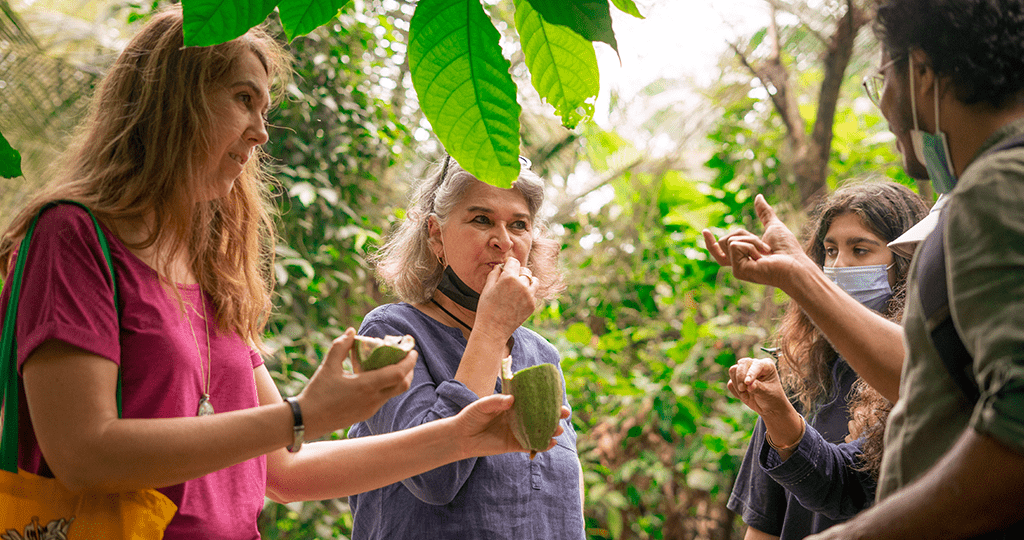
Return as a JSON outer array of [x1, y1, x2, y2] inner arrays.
[[501, 357, 563, 459], [350, 334, 416, 371]]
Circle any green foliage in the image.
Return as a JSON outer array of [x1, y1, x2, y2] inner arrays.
[[0, 130, 21, 179], [514, 0, 599, 129], [3, 1, 920, 538], [528, 119, 771, 537], [522, 0, 617, 51], [278, 0, 352, 41], [255, 6, 414, 536], [409, 0, 521, 188], [177, 0, 621, 190], [182, 0, 278, 46], [608, 0, 643, 19]]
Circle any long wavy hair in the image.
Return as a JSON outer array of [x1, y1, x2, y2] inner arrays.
[[775, 179, 928, 476], [0, 6, 291, 348], [372, 157, 565, 305]]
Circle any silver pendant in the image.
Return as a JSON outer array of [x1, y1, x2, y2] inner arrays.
[[197, 394, 215, 416]]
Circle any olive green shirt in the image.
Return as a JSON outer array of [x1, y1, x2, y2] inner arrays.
[[878, 118, 1024, 499]]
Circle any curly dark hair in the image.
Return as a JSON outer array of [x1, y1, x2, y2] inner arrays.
[[874, 0, 1024, 107], [775, 179, 928, 476]]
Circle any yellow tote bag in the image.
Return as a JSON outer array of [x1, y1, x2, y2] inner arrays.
[[0, 468, 177, 539], [1, 202, 177, 539]]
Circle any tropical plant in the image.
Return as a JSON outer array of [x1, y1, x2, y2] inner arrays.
[[177, 0, 637, 189]]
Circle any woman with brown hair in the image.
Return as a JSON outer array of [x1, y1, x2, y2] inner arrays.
[[0, 7, 558, 538], [721, 180, 928, 540]]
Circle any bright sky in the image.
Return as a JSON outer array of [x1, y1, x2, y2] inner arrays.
[[562, 0, 768, 219], [596, 0, 768, 98]]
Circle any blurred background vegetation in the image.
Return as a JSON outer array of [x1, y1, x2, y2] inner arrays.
[[0, 0, 923, 538]]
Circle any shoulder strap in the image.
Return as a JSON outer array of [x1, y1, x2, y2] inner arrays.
[[0, 201, 119, 473], [916, 208, 978, 402], [916, 133, 1024, 402]]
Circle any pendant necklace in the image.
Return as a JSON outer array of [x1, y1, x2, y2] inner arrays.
[[186, 294, 215, 416]]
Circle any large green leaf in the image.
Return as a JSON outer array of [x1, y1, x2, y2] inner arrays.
[[0, 130, 22, 179], [523, 0, 617, 52], [409, 0, 521, 188], [514, 0, 599, 129], [278, 0, 351, 42], [181, 0, 279, 47]]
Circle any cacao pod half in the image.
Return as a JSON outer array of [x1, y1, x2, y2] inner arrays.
[[501, 357, 563, 459], [350, 334, 416, 371]]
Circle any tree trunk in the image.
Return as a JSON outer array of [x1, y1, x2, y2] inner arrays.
[[733, 0, 872, 210]]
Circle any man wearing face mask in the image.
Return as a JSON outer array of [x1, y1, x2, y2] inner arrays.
[[706, 0, 1024, 538]]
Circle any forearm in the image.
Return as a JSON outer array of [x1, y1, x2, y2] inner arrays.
[[455, 326, 508, 398], [785, 264, 904, 401], [51, 404, 294, 493], [758, 404, 805, 461], [812, 429, 1024, 539], [354, 380, 481, 503], [22, 347, 297, 493], [266, 416, 469, 502]]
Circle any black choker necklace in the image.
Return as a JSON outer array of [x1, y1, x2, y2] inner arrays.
[[431, 298, 473, 331], [436, 265, 480, 311]]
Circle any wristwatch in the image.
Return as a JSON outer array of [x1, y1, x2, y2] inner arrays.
[[284, 397, 304, 453]]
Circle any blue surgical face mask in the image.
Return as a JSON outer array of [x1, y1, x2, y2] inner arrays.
[[823, 264, 894, 312], [907, 55, 957, 193]]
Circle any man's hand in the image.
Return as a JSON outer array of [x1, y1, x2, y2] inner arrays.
[[703, 194, 814, 291]]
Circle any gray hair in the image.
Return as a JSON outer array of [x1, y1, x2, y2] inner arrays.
[[372, 157, 565, 304]]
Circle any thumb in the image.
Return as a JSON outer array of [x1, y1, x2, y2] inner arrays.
[[754, 194, 781, 230], [474, 394, 514, 414], [326, 328, 357, 367], [483, 262, 504, 290]]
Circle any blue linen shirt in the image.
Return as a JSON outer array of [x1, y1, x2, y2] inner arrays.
[[347, 303, 584, 539]]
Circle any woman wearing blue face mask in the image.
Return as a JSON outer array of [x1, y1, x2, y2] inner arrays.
[[726, 180, 928, 540]]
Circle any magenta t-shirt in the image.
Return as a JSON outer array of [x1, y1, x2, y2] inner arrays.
[[1, 204, 267, 539]]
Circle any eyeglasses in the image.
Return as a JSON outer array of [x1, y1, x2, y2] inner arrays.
[[862, 56, 903, 107]]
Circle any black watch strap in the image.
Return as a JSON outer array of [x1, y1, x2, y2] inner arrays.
[[284, 397, 304, 453]]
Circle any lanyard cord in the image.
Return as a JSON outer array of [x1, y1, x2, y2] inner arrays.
[[430, 298, 473, 331]]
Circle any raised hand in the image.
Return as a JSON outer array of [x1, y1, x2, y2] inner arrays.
[[728, 355, 805, 458], [703, 194, 814, 291], [727, 357, 790, 417], [298, 328, 417, 439], [474, 257, 539, 342]]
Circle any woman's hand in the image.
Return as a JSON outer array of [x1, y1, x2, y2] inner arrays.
[[728, 356, 805, 459], [453, 395, 570, 459], [473, 257, 538, 342], [728, 357, 791, 416], [298, 328, 417, 439]]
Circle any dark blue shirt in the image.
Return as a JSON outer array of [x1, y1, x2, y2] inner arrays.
[[728, 357, 870, 539], [760, 424, 874, 521], [347, 303, 584, 539]]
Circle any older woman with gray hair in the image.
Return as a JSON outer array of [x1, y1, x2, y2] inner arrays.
[[346, 156, 585, 539]]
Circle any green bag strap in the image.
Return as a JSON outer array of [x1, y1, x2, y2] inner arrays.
[[1, 200, 119, 473]]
